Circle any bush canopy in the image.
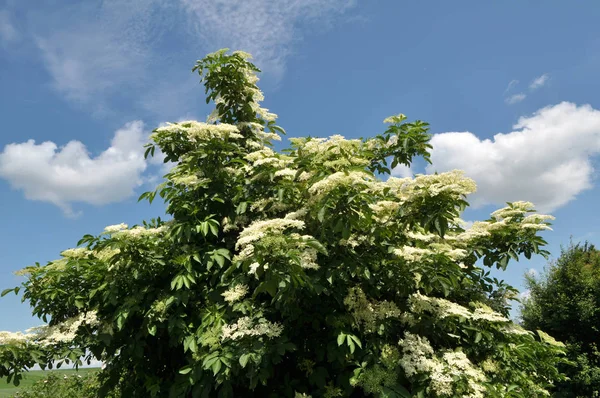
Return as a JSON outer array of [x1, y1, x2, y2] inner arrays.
[[1, 49, 566, 397]]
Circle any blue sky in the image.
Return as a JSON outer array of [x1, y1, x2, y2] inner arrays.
[[1, 0, 600, 331]]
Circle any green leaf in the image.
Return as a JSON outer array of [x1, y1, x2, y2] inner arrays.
[[337, 332, 346, 346], [179, 366, 192, 375], [211, 359, 222, 376], [1, 288, 14, 297], [239, 354, 250, 368]]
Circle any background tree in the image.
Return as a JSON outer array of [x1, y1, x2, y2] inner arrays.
[[521, 241, 600, 397], [1, 49, 567, 397]]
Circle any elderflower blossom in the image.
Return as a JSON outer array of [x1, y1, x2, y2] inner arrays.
[[393, 246, 434, 262], [222, 284, 249, 303], [470, 303, 509, 323], [308, 171, 373, 198], [171, 174, 208, 187], [114, 225, 167, 239], [256, 130, 282, 142], [274, 168, 298, 179], [60, 248, 90, 259], [0, 331, 33, 345], [399, 332, 486, 397], [247, 262, 261, 275], [104, 223, 128, 233], [521, 223, 553, 231], [501, 323, 530, 336], [405, 230, 437, 242], [232, 50, 253, 59], [31, 311, 99, 346], [235, 218, 305, 250], [537, 330, 565, 347], [522, 214, 555, 223], [152, 121, 243, 142], [221, 317, 283, 341], [284, 208, 308, 220], [299, 247, 320, 270], [454, 222, 492, 241], [398, 332, 438, 377], [344, 288, 401, 332], [408, 292, 472, 320], [245, 147, 275, 162]]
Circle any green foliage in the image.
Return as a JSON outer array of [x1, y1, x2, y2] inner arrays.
[[521, 241, 600, 397], [9, 371, 118, 398], [0, 49, 567, 397]]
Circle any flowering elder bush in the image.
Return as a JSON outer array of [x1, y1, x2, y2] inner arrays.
[[0, 49, 567, 397]]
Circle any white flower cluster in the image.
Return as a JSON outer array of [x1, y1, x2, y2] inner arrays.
[[369, 200, 401, 223], [221, 284, 249, 303], [290, 135, 370, 172], [170, 174, 209, 187], [344, 288, 401, 332], [104, 223, 128, 233], [308, 171, 373, 199], [235, 218, 305, 251], [491, 201, 534, 219], [221, 317, 283, 341], [405, 229, 438, 242], [33, 311, 99, 346], [152, 121, 243, 143], [393, 246, 434, 262], [408, 293, 510, 325], [274, 168, 298, 179], [0, 331, 32, 346], [60, 248, 90, 259], [2, 311, 99, 347], [390, 170, 477, 201], [113, 225, 167, 240], [398, 333, 486, 397]]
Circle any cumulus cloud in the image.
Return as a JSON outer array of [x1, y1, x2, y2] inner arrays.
[[529, 73, 549, 90], [427, 102, 600, 212], [505, 93, 526, 105], [0, 9, 18, 44], [0, 121, 147, 217], [392, 164, 413, 178]]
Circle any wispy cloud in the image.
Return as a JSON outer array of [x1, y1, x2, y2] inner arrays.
[[180, 0, 357, 78], [428, 102, 600, 212], [504, 79, 519, 93], [13, 0, 356, 118], [505, 93, 526, 105], [0, 9, 18, 45], [0, 121, 147, 217], [529, 73, 549, 90]]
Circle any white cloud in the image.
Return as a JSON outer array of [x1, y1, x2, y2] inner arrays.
[[427, 102, 600, 212], [529, 73, 549, 90], [392, 164, 413, 178], [180, 0, 356, 78], [0, 9, 18, 44], [32, 1, 163, 110], [23, 0, 355, 114], [504, 79, 519, 93], [518, 289, 531, 300], [525, 268, 538, 277], [505, 93, 526, 104], [0, 121, 147, 217]]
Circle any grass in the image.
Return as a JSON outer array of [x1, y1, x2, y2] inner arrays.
[[0, 368, 98, 398]]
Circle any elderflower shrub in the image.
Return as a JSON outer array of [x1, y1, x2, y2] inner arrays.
[[1, 49, 566, 397]]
